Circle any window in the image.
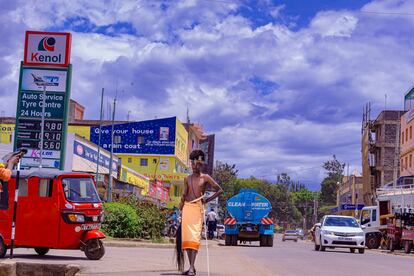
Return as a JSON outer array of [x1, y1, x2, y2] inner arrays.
[[372, 209, 377, 222], [410, 154, 413, 168], [128, 158, 132, 163], [0, 181, 8, 210], [140, 158, 148, 166], [402, 159, 404, 171], [402, 131, 405, 144], [18, 179, 28, 197], [137, 136, 144, 144], [114, 135, 121, 144], [406, 156, 409, 169], [411, 126, 413, 140], [62, 178, 100, 203], [39, 179, 53, 197], [406, 128, 409, 142]]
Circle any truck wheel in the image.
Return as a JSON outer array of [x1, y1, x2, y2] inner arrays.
[[0, 238, 7, 258], [266, 235, 274, 247], [34, 247, 49, 256], [84, 239, 105, 260], [404, 241, 412, 254], [259, 235, 266, 246], [231, 235, 238, 246], [366, 236, 380, 249], [225, 235, 232, 246], [389, 239, 395, 252]]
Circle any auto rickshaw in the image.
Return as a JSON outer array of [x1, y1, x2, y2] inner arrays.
[[0, 169, 105, 260]]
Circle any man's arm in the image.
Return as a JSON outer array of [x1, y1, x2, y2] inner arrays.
[[203, 175, 223, 205], [179, 176, 188, 210], [0, 154, 21, 182]]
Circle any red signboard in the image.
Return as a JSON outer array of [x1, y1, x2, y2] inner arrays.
[[149, 180, 169, 202], [24, 31, 72, 67]]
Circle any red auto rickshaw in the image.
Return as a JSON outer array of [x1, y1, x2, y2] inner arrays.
[[0, 169, 105, 260]]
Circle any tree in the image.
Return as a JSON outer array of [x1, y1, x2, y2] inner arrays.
[[213, 161, 238, 185], [292, 188, 316, 230], [320, 155, 345, 207], [322, 155, 345, 183]]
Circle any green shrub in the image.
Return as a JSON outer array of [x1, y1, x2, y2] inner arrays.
[[118, 195, 167, 240], [102, 202, 139, 238]]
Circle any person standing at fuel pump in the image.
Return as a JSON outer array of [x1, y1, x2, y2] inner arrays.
[[176, 150, 223, 276]]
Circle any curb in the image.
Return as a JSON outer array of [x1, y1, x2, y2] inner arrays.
[[103, 240, 174, 248], [0, 261, 80, 276]]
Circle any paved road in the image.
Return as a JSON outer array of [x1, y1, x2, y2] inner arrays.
[[5, 236, 414, 276]]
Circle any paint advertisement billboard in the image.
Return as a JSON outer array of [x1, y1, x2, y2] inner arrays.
[[90, 117, 177, 154], [24, 31, 71, 67]]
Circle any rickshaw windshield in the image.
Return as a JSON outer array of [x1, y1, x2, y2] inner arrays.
[[62, 178, 100, 203]]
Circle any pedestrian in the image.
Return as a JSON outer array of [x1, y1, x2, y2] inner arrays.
[[207, 208, 217, 239], [176, 150, 223, 276], [0, 153, 23, 192]]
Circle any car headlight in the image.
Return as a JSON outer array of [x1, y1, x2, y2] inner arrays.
[[322, 230, 334, 235], [63, 213, 85, 224]]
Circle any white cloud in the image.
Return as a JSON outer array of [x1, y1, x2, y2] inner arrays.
[[1, 0, 414, 188]]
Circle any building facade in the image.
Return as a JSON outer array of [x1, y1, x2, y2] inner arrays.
[[362, 109, 404, 204]]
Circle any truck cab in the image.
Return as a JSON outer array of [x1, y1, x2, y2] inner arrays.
[[360, 206, 382, 249]]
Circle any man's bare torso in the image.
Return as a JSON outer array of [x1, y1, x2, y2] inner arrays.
[[184, 173, 208, 202]]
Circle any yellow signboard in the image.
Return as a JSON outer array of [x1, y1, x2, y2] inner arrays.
[[175, 118, 188, 165], [0, 124, 15, 144]]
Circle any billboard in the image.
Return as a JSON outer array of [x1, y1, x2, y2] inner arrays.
[[90, 117, 177, 154], [73, 140, 118, 171], [14, 64, 72, 170], [24, 31, 71, 67]]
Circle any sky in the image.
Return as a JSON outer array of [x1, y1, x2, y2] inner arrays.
[[0, 0, 413, 190]]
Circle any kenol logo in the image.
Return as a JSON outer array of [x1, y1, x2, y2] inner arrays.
[[38, 37, 55, 51], [30, 36, 62, 63]]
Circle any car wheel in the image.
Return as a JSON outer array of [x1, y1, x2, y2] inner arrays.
[[404, 241, 412, 254], [34, 247, 49, 256], [349, 248, 355, 253], [358, 248, 365, 254], [294, 239, 298, 242], [0, 238, 7, 258], [319, 237, 325, 251], [314, 243, 320, 251], [282, 238, 285, 242]]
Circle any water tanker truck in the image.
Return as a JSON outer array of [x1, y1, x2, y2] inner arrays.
[[224, 189, 274, 247]]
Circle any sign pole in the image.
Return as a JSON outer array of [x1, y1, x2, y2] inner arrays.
[[9, 159, 21, 259], [39, 84, 47, 168]]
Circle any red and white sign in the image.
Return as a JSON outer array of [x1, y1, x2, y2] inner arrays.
[[24, 31, 72, 67]]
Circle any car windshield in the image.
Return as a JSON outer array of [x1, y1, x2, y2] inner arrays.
[[324, 217, 359, 228], [62, 177, 100, 203]]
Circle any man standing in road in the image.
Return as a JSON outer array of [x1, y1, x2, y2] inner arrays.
[[177, 150, 223, 276], [207, 208, 217, 240]]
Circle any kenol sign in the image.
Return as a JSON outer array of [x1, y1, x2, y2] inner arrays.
[[24, 31, 72, 67]]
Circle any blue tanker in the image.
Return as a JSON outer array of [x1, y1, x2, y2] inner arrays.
[[224, 189, 274, 246]]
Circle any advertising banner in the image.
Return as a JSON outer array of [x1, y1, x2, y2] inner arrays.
[[24, 31, 71, 67], [73, 140, 118, 171], [21, 68, 67, 92], [90, 117, 176, 154]]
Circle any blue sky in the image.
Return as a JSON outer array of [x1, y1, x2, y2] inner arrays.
[[0, 0, 413, 190]]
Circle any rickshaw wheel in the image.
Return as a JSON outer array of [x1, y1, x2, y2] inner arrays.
[[34, 247, 49, 256], [84, 239, 105, 260], [0, 238, 6, 258]]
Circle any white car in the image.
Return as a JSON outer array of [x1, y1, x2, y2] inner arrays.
[[314, 215, 365, 254]]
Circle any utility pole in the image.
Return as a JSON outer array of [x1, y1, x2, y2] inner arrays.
[[96, 88, 104, 182]]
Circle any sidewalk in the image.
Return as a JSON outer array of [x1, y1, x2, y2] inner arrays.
[[103, 237, 221, 248]]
